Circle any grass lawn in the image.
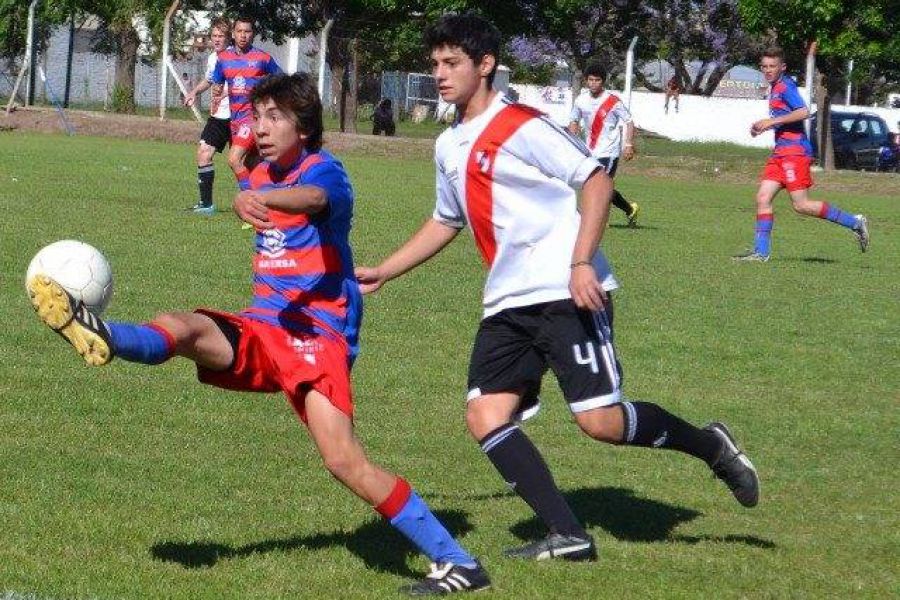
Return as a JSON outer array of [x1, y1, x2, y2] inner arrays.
[[0, 130, 897, 599]]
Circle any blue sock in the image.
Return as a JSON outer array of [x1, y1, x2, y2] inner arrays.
[[820, 203, 858, 229], [754, 213, 773, 256], [378, 480, 476, 567], [108, 322, 174, 364]]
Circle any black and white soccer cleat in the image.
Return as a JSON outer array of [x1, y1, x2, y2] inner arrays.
[[401, 561, 491, 596]]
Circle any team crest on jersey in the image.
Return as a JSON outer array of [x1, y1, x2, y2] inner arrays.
[[474, 151, 492, 173], [233, 75, 247, 91], [260, 228, 287, 258]]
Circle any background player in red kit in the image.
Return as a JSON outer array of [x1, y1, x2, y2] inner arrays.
[[210, 16, 282, 191], [734, 47, 869, 262], [358, 12, 760, 565], [27, 73, 490, 597]]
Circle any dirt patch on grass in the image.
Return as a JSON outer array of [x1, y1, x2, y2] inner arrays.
[[1, 105, 433, 159]]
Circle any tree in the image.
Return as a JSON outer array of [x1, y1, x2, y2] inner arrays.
[[78, 0, 202, 113], [739, 0, 900, 169]]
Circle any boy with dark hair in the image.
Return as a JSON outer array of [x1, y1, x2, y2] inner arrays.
[[210, 16, 282, 192], [734, 47, 869, 261], [568, 62, 641, 227], [358, 12, 759, 564], [27, 72, 489, 597]]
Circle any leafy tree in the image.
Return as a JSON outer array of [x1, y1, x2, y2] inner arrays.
[[0, 0, 68, 70], [739, 0, 900, 168]]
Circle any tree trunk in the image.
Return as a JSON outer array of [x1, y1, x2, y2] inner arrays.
[[112, 23, 139, 113], [815, 70, 834, 170], [702, 63, 729, 96], [344, 37, 358, 134]]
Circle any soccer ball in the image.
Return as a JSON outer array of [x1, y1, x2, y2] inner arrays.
[[26, 240, 113, 315]]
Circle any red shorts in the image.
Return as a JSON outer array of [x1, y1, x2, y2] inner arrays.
[[761, 155, 813, 192], [230, 119, 256, 150], [194, 309, 353, 423]]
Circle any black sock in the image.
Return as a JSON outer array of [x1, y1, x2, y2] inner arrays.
[[620, 401, 722, 465], [198, 164, 214, 207], [611, 190, 633, 215], [480, 423, 585, 537]]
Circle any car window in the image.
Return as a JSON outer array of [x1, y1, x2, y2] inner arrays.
[[837, 118, 854, 133], [868, 118, 884, 136]]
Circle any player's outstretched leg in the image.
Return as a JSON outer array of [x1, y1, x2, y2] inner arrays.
[[577, 403, 759, 507], [27, 275, 113, 366]]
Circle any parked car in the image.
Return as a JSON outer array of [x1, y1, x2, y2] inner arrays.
[[811, 111, 900, 171]]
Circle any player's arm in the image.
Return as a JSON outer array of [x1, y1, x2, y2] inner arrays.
[[184, 79, 213, 106], [570, 168, 613, 312], [232, 186, 327, 229], [355, 219, 460, 294]]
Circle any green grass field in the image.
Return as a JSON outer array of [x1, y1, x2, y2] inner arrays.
[[0, 130, 897, 599]]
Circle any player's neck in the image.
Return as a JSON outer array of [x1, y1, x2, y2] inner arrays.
[[457, 87, 496, 123]]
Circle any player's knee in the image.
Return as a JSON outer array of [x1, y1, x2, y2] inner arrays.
[[575, 406, 624, 443], [320, 448, 362, 483], [465, 402, 503, 441]]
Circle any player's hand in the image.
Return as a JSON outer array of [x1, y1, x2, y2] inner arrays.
[[355, 266, 385, 295], [751, 119, 772, 137], [569, 263, 607, 312], [233, 190, 273, 229], [183, 91, 196, 107], [622, 144, 636, 161]]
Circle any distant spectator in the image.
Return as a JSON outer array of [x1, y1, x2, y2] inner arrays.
[[664, 75, 681, 114], [373, 98, 396, 136]]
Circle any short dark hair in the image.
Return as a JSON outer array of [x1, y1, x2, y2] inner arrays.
[[423, 12, 501, 86], [251, 73, 323, 151], [762, 46, 785, 62], [234, 16, 254, 29], [584, 63, 606, 81]]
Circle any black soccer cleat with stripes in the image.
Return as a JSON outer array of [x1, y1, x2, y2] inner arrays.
[[401, 562, 491, 596], [704, 422, 759, 507], [27, 274, 114, 366], [503, 532, 597, 562]]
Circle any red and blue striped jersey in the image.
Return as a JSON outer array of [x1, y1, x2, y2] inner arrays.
[[241, 150, 362, 361], [210, 46, 282, 124], [769, 75, 812, 157]]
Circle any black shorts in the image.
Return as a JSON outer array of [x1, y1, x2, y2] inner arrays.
[[199, 117, 231, 153], [597, 156, 619, 178], [467, 298, 622, 419]]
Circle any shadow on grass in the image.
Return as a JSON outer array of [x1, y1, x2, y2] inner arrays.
[[510, 487, 774, 549], [783, 256, 838, 264], [150, 509, 473, 576], [608, 223, 660, 230]]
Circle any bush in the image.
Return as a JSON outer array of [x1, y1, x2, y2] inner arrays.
[[109, 84, 135, 114]]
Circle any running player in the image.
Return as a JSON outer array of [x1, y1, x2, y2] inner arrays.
[[210, 16, 282, 191], [358, 13, 759, 563], [734, 47, 869, 262], [184, 17, 232, 214], [26, 72, 490, 596], [568, 63, 640, 227]]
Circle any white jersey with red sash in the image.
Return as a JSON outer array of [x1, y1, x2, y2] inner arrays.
[[434, 93, 619, 319], [569, 90, 632, 158]]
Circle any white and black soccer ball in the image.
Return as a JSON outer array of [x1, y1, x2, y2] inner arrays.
[[26, 240, 113, 315]]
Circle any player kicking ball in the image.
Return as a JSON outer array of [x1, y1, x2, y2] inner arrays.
[[357, 13, 759, 564], [734, 47, 869, 262], [27, 73, 489, 596]]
